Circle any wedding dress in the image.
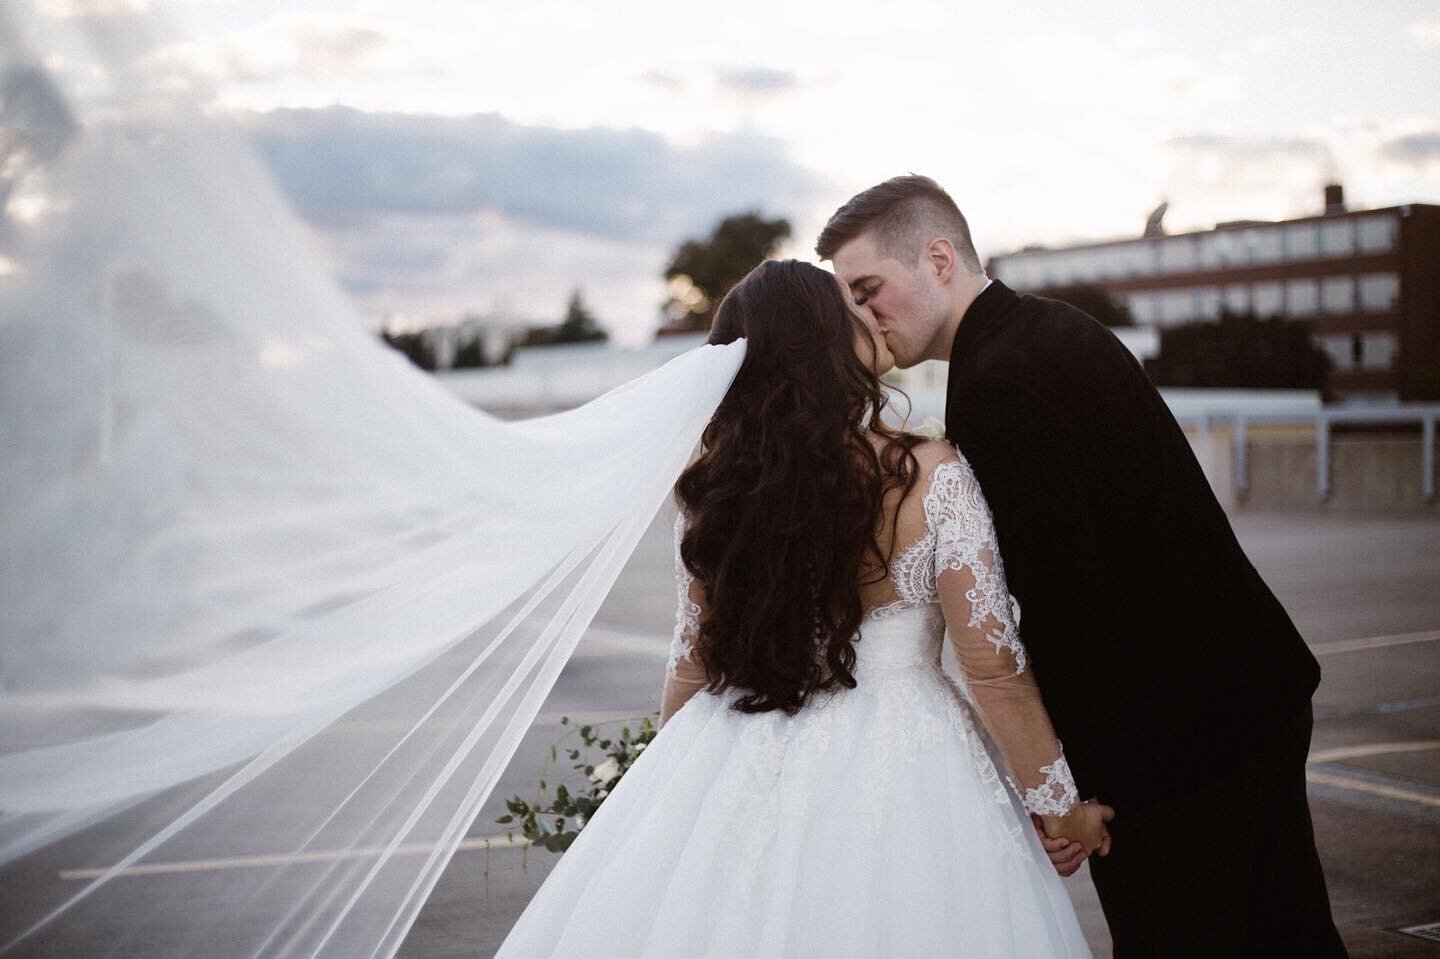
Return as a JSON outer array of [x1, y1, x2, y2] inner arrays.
[[494, 449, 1092, 958]]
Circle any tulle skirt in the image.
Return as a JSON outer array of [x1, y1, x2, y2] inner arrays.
[[494, 664, 1091, 958]]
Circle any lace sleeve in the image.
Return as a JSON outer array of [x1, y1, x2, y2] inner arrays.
[[928, 450, 1078, 817], [660, 510, 708, 726]]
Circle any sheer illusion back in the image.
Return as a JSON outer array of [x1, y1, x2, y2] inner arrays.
[[662, 439, 1078, 818]]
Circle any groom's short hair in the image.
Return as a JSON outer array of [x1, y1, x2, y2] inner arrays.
[[815, 174, 982, 273]]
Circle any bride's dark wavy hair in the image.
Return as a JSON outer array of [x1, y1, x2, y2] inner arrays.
[[675, 258, 923, 715]]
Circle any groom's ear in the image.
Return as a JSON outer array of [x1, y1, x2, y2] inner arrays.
[[925, 237, 958, 284]]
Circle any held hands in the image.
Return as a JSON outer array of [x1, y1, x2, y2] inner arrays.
[[1033, 798, 1114, 876]]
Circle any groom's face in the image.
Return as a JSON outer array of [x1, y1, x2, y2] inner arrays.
[[831, 233, 948, 369]]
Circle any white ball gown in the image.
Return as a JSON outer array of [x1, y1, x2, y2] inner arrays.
[[494, 449, 1092, 958]]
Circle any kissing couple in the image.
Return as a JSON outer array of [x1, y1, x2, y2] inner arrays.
[[495, 175, 1349, 958]]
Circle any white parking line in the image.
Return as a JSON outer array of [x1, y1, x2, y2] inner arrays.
[[1308, 741, 1440, 764], [1311, 629, 1440, 656], [59, 833, 529, 881], [1305, 769, 1440, 809]]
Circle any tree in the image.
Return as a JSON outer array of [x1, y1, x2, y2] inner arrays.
[[452, 335, 488, 368], [559, 289, 606, 343], [1035, 284, 1134, 327], [518, 287, 609, 348], [1143, 311, 1331, 391], [659, 212, 792, 334], [379, 329, 437, 371]]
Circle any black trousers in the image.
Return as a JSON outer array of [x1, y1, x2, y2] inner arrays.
[[1087, 702, 1348, 958]]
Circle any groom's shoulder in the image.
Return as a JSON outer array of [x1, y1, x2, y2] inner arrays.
[[994, 290, 1143, 375], [1015, 290, 1119, 343]]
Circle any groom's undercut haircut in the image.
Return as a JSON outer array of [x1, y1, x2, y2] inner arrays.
[[816, 174, 983, 273]]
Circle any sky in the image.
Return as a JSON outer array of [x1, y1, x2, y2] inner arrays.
[[16, 0, 1440, 342]]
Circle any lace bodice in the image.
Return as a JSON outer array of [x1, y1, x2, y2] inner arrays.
[[661, 445, 1077, 818], [867, 459, 1025, 668]]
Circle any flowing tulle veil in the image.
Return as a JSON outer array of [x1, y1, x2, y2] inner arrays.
[[0, 5, 745, 955]]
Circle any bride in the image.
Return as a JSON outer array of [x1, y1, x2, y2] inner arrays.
[[494, 259, 1110, 958]]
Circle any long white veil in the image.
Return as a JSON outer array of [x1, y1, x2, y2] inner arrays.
[[0, 5, 745, 955]]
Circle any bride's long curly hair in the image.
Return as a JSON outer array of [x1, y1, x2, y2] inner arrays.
[[675, 258, 923, 715]]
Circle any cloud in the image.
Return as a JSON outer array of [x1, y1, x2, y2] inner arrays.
[[1407, 20, 1440, 46], [1165, 133, 1334, 175], [1158, 132, 1340, 226], [239, 107, 827, 332], [1380, 130, 1440, 166], [139, 15, 391, 88], [715, 66, 799, 96], [639, 69, 683, 92], [247, 106, 825, 243], [312, 208, 670, 328], [33, 0, 155, 17], [290, 25, 387, 71]]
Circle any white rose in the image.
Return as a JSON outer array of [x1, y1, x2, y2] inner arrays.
[[589, 757, 622, 786], [914, 415, 946, 440]]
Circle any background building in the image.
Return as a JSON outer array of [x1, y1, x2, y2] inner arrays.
[[988, 188, 1440, 405]]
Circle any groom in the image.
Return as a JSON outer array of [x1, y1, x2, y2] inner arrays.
[[817, 175, 1348, 957]]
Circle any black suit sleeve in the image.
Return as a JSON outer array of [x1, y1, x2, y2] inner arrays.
[[949, 376, 1107, 698]]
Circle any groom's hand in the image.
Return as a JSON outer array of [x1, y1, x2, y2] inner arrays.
[[1031, 814, 1085, 877]]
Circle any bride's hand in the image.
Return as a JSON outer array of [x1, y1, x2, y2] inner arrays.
[[1040, 798, 1114, 858]]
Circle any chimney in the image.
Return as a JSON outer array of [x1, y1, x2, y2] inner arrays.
[[1324, 183, 1346, 216]]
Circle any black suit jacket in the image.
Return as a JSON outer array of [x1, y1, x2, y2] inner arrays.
[[944, 279, 1320, 814]]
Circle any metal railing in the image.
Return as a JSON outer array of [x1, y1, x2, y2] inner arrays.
[[1318, 406, 1440, 501], [1180, 405, 1440, 502]]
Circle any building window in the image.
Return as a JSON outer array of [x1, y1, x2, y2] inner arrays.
[[1356, 214, 1397, 254], [1283, 222, 1320, 261], [1077, 249, 1106, 282], [1284, 279, 1320, 316], [1160, 289, 1194, 324], [1053, 251, 1080, 285], [1128, 292, 1158, 324], [1213, 230, 1240, 267], [1194, 286, 1222, 320], [1141, 240, 1163, 276], [1251, 227, 1284, 264], [995, 258, 1026, 287], [1320, 276, 1356, 314], [1160, 236, 1197, 273], [1357, 273, 1400, 311], [1326, 331, 1400, 371], [1321, 218, 1356, 256], [1359, 332, 1398, 370], [1114, 242, 1154, 277], [1253, 281, 1284, 317], [1197, 234, 1222, 270], [1223, 284, 1250, 315], [1317, 334, 1354, 371]]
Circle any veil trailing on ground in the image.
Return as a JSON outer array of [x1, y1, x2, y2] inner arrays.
[[0, 5, 745, 955]]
